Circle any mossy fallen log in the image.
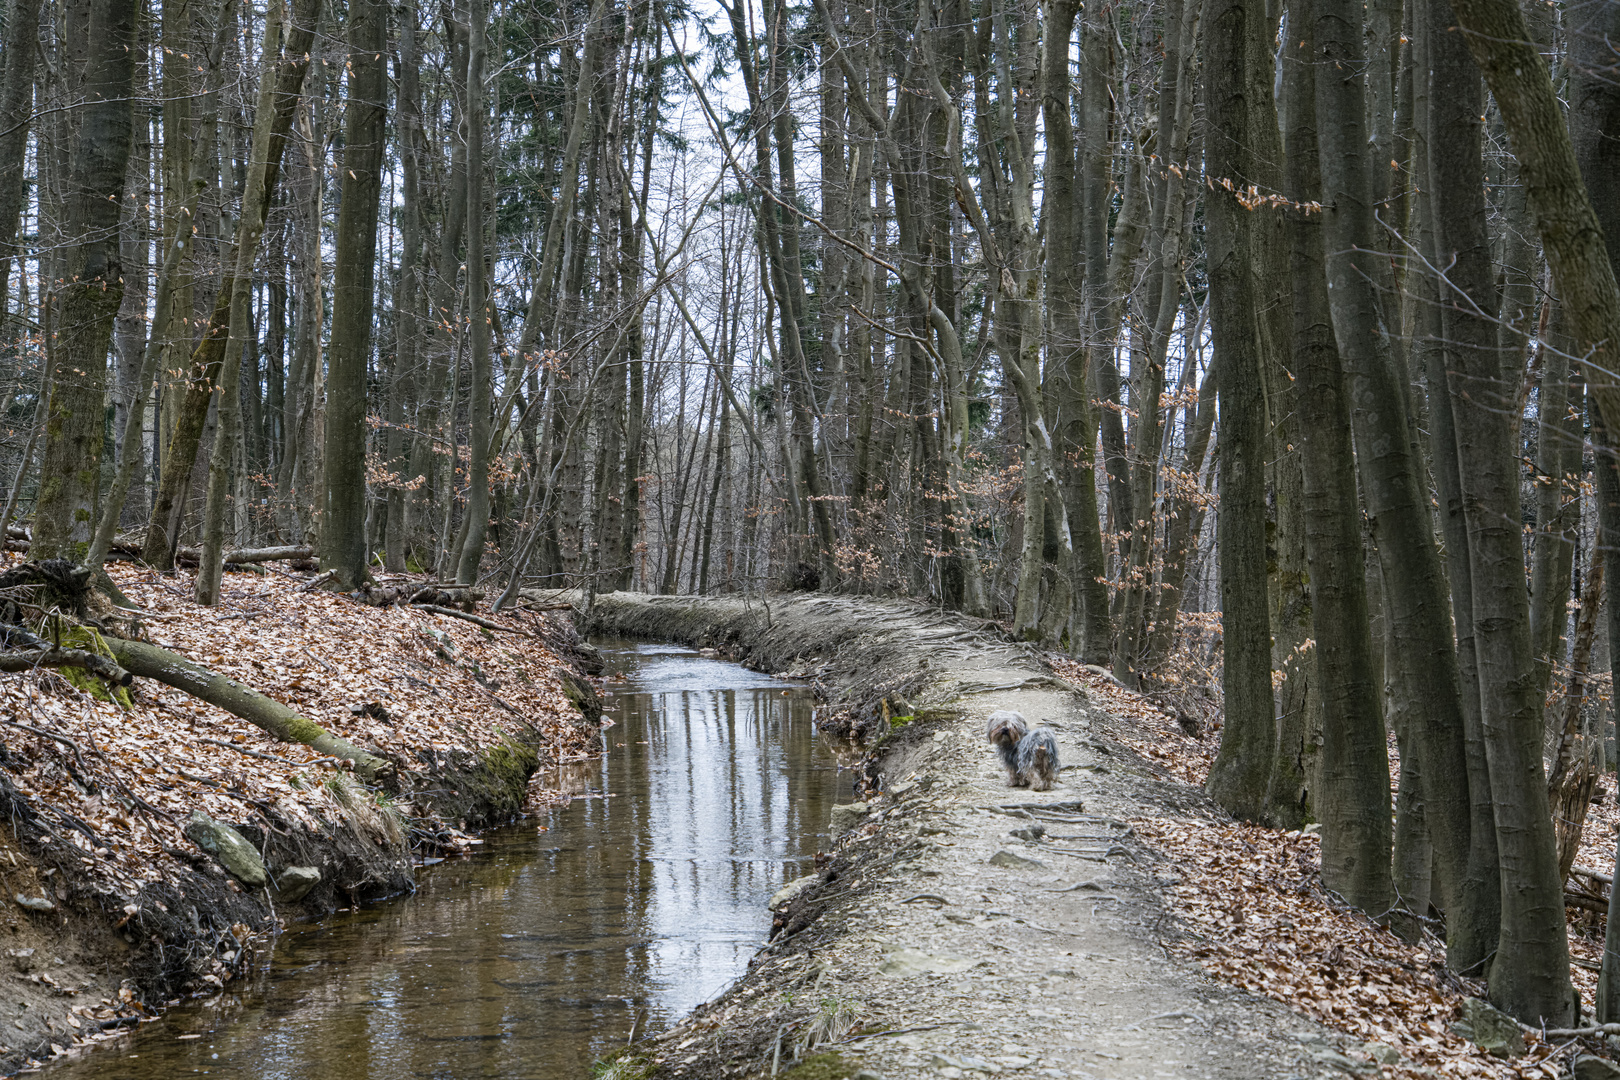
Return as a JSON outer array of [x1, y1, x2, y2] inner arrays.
[[0, 646, 132, 686], [102, 636, 393, 783]]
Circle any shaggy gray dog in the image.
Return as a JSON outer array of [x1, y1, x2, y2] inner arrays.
[[985, 710, 1029, 785], [1014, 727, 1060, 791]]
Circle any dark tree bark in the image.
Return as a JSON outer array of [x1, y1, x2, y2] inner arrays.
[[1281, 0, 1391, 915], [1425, 0, 1572, 1024], [1201, 0, 1275, 821], [30, 0, 139, 561], [318, 0, 388, 589], [1313, 0, 1491, 969], [455, 0, 491, 586], [1570, 0, 1620, 1024], [0, 0, 40, 326]]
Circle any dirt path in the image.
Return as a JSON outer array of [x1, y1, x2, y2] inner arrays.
[[583, 593, 1384, 1080]]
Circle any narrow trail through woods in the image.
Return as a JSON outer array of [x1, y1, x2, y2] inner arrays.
[[583, 593, 1374, 1080]]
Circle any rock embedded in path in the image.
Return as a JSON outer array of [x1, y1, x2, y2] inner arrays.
[[272, 866, 322, 903], [878, 947, 979, 976], [988, 848, 1045, 870], [184, 810, 269, 888], [1451, 997, 1525, 1058], [12, 895, 53, 913], [1309, 1048, 1378, 1075]]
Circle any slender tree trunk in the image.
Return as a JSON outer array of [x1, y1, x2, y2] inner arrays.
[[1316, 0, 1492, 976], [1201, 0, 1275, 821], [318, 0, 387, 589], [197, 0, 319, 602], [0, 0, 40, 326], [1425, 0, 1571, 1020], [1571, 0, 1620, 1023], [1282, 0, 1390, 914], [455, 0, 491, 585]]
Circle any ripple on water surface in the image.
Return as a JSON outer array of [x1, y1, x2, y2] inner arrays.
[[49, 640, 847, 1080]]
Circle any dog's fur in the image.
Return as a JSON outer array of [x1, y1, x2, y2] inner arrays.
[[1013, 727, 1060, 791], [985, 710, 1029, 785]]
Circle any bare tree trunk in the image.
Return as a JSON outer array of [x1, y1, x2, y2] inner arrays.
[[455, 0, 491, 586], [197, 0, 321, 603], [1314, 0, 1488, 970], [0, 0, 40, 326], [30, 0, 139, 561], [1201, 0, 1275, 822], [317, 0, 387, 589], [1426, 0, 1571, 1021], [1282, 0, 1391, 914]]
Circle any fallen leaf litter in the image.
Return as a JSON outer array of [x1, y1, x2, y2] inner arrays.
[[0, 554, 594, 978]]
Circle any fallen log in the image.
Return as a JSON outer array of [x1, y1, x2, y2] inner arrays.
[[1565, 887, 1608, 915], [175, 545, 316, 566], [0, 647, 132, 686], [102, 636, 393, 783], [411, 603, 525, 633]]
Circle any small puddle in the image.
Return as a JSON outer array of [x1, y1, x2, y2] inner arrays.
[[48, 640, 848, 1078]]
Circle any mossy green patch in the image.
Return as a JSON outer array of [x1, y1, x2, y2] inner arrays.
[[58, 626, 132, 708], [481, 737, 540, 789], [785, 1051, 860, 1078], [282, 713, 330, 745]]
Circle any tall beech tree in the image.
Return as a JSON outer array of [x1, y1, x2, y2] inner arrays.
[[29, 0, 138, 559], [318, 0, 387, 590]]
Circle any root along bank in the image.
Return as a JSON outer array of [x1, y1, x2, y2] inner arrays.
[[0, 554, 603, 1074], [584, 592, 1565, 1080]]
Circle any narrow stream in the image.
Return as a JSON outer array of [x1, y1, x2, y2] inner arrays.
[[49, 641, 846, 1079]]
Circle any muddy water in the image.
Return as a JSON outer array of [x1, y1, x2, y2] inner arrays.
[[50, 641, 846, 1079]]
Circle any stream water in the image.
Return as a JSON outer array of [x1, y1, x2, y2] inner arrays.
[[49, 640, 846, 1079]]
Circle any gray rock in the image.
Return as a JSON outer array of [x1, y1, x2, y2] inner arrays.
[[13, 895, 53, 913], [957, 1055, 1002, 1074], [425, 627, 456, 662], [852, 1072, 885, 1080], [878, 947, 978, 976], [1010, 824, 1047, 842], [1574, 1055, 1620, 1080], [830, 802, 870, 835], [184, 810, 268, 888], [272, 866, 321, 903], [1361, 1041, 1400, 1065], [1309, 1049, 1376, 1075], [1455, 997, 1525, 1059], [769, 874, 819, 910], [988, 849, 1045, 870], [7, 948, 36, 972]]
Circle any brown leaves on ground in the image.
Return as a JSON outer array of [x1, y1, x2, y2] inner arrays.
[[0, 554, 593, 908], [1048, 655, 1578, 1079]]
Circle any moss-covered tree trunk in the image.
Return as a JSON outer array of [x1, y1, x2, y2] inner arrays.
[[29, 0, 139, 561]]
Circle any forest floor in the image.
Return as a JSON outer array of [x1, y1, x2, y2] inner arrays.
[[0, 552, 603, 1075], [585, 592, 1603, 1080]]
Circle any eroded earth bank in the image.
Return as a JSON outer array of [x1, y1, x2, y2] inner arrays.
[[0, 556, 604, 1073]]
